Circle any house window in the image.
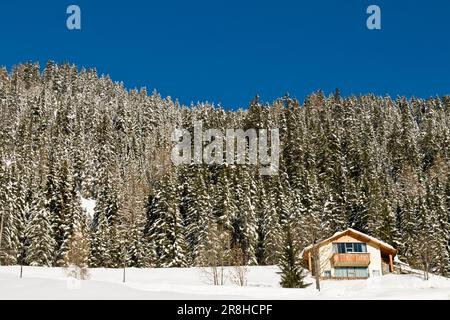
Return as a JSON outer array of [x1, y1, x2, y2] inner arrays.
[[345, 243, 353, 253], [354, 243, 364, 252], [324, 270, 331, 278], [334, 243, 367, 253], [335, 267, 369, 278]]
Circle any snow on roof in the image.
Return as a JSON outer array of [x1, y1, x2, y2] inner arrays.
[[343, 228, 396, 250], [302, 228, 396, 256]]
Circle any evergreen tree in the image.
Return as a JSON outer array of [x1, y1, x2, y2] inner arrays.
[[90, 212, 111, 267], [25, 197, 55, 266], [278, 227, 309, 288], [232, 168, 258, 265], [149, 174, 188, 267], [256, 178, 282, 265]]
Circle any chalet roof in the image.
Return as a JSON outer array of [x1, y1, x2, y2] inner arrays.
[[301, 228, 397, 257]]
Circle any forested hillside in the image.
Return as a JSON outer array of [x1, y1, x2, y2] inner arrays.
[[0, 62, 449, 275]]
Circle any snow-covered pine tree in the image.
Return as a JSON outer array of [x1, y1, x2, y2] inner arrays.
[[183, 168, 215, 265], [212, 166, 236, 233], [232, 167, 258, 265], [56, 162, 74, 266], [89, 211, 111, 267], [118, 164, 150, 268], [396, 166, 421, 264], [427, 177, 450, 276], [366, 173, 399, 247], [256, 177, 282, 265], [46, 158, 87, 266], [91, 167, 121, 266], [149, 173, 188, 267], [320, 129, 349, 233], [409, 191, 438, 280], [25, 196, 55, 266], [278, 226, 309, 288], [298, 165, 324, 246], [0, 165, 26, 265]]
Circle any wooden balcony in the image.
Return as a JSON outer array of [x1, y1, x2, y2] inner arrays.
[[332, 253, 370, 267]]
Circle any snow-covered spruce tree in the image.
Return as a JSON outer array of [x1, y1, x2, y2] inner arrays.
[[420, 107, 440, 172], [278, 226, 309, 288], [0, 165, 27, 266], [411, 196, 434, 280], [426, 177, 450, 276], [231, 167, 258, 265], [366, 173, 399, 247], [256, 177, 282, 265], [25, 196, 55, 266], [118, 164, 151, 268], [45, 158, 67, 266], [397, 169, 450, 277], [395, 166, 422, 264], [183, 168, 215, 265], [271, 171, 292, 227], [212, 166, 236, 233], [89, 211, 111, 267], [281, 94, 304, 191], [42, 152, 88, 266], [53, 160, 86, 266], [143, 191, 160, 265], [298, 165, 324, 246], [91, 167, 121, 267], [149, 173, 188, 267], [313, 100, 351, 234]]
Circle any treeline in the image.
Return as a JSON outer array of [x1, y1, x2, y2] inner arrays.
[[0, 62, 449, 275]]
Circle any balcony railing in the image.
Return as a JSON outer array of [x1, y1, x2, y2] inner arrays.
[[332, 253, 370, 267]]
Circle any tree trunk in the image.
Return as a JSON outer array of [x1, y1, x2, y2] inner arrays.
[[0, 212, 4, 256], [313, 240, 320, 291]]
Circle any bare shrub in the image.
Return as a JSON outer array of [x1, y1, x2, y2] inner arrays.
[[199, 227, 230, 285], [64, 230, 90, 280]]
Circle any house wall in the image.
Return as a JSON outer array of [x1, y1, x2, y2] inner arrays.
[[367, 243, 382, 277], [317, 234, 383, 278], [318, 242, 333, 276]]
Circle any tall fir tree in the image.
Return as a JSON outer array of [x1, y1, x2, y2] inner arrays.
[[278, 226, 309, 288], [25, 196, 55, 266]]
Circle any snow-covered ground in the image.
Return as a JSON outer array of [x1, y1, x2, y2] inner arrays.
[[0, 266, 449, 300], [80, 197, 96, 219]]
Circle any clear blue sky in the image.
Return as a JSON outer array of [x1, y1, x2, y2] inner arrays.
[[0, 0, 449, 109]]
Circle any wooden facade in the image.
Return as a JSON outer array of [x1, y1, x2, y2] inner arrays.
[[332, 253, 370, 267]]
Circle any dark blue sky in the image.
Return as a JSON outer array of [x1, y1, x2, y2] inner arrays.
[[1, 0, 449, 109]]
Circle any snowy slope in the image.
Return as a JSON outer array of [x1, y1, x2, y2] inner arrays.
[[0, 266, 449, 300], [80, 197, 96, 219]]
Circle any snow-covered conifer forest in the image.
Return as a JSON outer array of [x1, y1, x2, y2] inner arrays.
[[0, 62, 449, 276]]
